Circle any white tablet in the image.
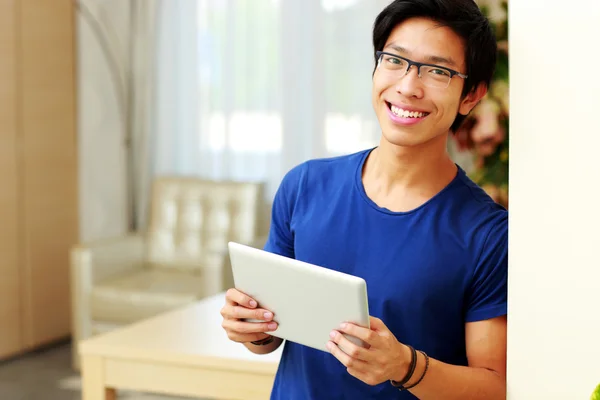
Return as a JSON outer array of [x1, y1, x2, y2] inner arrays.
[[228, 241, 370, 353]]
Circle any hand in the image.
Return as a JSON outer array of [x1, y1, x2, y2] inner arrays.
[[220, 288, 278, 344], [326, 316, 411, 386]]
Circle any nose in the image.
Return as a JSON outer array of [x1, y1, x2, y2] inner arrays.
[[395, 65, 424, 98]]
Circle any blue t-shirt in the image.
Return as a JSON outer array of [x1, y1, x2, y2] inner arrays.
[[264, 148, 508, 400]]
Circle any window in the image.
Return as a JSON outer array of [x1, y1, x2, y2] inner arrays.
[[195, 0, 386, 197]]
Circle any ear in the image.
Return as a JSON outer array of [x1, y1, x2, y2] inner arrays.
[[458, 82, 488, 116]]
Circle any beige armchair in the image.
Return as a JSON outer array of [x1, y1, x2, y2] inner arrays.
[[70, 177, 266, 369]]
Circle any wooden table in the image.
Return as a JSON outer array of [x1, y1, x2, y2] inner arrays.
[[79, 293, 282, 400]]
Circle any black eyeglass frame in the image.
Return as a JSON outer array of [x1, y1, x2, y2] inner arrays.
[[375, 51, 468, 84]]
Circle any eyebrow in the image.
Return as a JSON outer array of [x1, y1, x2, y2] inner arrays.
[[385, 44, 458, 68]]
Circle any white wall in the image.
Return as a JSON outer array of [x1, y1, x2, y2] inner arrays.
[[76, 0, 130, 242], [507, 1, 600, 398]]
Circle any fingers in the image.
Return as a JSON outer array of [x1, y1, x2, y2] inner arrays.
[[223, 319, 278, 335], [329, 330, 370, 361], [221, 288, 278, 344], [222, 288, 275, 322], [220, 303, 274, 322], [221, 316, 278, 344], [326, 340, 369, 372], [225, 288, 258, 308], [225, 330, 272, 344], [337, 322, 377, 346], [328, 340, 385, 386]]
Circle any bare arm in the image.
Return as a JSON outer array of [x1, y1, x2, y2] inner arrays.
[[328, 314, 506, 399], [404, 315, 507, 399]]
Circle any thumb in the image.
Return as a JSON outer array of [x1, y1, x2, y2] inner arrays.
[[369, 316, 387, 331]]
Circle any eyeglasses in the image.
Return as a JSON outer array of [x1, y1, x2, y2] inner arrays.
[[375, 51, 468, 89]]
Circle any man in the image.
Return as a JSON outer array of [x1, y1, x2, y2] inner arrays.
[[220, 0, 507, 398]]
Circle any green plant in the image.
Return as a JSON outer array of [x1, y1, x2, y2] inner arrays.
[[453, 0, 509, 208], [591, 383, 600, 400]]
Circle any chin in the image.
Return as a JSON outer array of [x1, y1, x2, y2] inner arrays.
[[380, 125, 429, 148], [382, 134, 424, 148], [381, 126, 446, 149]]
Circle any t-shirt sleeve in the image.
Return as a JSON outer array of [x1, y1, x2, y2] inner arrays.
[[263, 164, 305, 259], [465, 211, 509, 323]]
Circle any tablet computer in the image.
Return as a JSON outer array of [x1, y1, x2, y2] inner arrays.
[[228, 241, 370, 353]]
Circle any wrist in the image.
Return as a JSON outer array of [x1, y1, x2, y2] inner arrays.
[[393, 349, 430, 391], [250, 335, 274, 346], [404, 350, 430, 390], [244, 335, 282, 355], [391, 344, 413, 382], [403, 350, 423, 386], [390, 344, 417, 386]]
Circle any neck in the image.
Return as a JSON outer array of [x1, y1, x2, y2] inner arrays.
[[364, 135, 457, 195]]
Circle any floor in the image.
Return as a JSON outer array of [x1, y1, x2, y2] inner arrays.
[[0, 342, 193, 399]]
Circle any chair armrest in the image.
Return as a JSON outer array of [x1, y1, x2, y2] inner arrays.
[[70, 234, 146, 368]]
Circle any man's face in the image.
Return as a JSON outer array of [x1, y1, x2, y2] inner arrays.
[[372, 17, 482, 149]]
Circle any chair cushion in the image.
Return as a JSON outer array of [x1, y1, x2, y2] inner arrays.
[[145, 178, 262, 269], [90, 268, 206, 324]]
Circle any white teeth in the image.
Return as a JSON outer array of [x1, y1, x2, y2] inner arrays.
[[390, 105, 428, 118]]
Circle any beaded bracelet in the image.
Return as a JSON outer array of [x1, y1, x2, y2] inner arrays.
[[404, 351, 430, 390]]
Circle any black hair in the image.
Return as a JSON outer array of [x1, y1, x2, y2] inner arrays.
[[372, 0, 497, 132]]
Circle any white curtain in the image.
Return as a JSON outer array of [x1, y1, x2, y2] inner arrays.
[[79, 0, 478, 234], [76, 0, 158, 239], [136, 0, 198, 228], [144, 0, 393, 227], [130, 0, 159, 230]]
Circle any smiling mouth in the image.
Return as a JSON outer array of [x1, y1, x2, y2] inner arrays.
[[386, 102, 430, 118]]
